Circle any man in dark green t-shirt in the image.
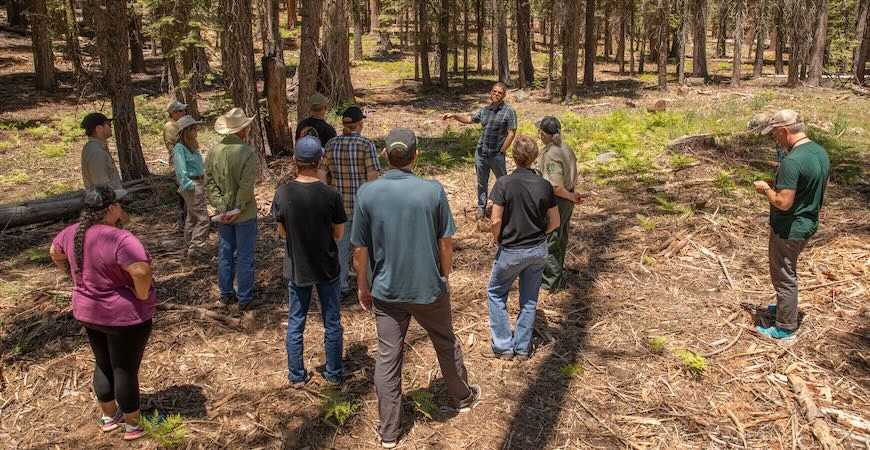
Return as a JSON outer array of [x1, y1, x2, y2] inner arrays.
[[753, 109, 830, 341]]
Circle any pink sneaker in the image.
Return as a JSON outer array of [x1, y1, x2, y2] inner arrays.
[[121, 423, 146, 440], [98, 410, 124, 432]]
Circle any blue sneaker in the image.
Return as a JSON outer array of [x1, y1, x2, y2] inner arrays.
[[755, 325, 796, 341], [767, 304, 777, 314]]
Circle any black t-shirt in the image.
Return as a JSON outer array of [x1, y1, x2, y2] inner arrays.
[[490, 168, 557, 249], [295, 117, 337, 147], [272, 180, 347, 285]]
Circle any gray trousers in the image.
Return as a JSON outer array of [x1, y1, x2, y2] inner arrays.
[[179, 184, 210, 257], [373, 291, 471, 442], [769, 231, 808, 331]]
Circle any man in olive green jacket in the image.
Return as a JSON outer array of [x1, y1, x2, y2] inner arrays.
[[205, 107, 259, 310]]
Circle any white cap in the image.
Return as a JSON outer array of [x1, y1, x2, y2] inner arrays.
[[761, 109, 801, 135]]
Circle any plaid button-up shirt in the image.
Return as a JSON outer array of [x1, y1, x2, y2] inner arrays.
[[471, 101, 517, 155], [321, 132, 382, 215]]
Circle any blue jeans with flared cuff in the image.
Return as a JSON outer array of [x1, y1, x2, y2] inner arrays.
[[286, 278, 344, 383], [217, 218, 257, 303]]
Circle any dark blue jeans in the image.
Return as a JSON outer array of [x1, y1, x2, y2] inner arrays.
[[217, 218, 257, 304], [474, 151, 507, 212], [286, 278, 344, 383], [486, 242, 548, 356]]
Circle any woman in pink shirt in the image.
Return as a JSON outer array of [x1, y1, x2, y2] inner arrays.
[[49, 185, 155, 440]]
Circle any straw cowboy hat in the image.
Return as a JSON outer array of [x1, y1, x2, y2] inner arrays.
[[175, 115, 203, 137], [214, 107, 255, 135]]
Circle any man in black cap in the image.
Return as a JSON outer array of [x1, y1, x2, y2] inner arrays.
[[319, 106, 381, 297], [80, 112, 122, 190], [352, 128, 480, 448], [273, 136, 347, 388]]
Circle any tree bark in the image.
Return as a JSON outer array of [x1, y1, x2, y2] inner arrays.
[[438, 0, 450, 87], [731, 0, 744, 86], [128, 15, 147, 74], [92, 0, 149, 180], [370, 0, 379, 33], [630, 0, 636, 75], [221, 0, 269, 166], [677, 0, 687, 84], [639, 0, 647, 74], [476, 0, 484, 73], [494, 0, 510, 84], [7, 0, 28, 29], [853, 0, 869, 82], [299, 0, 321, 116], [31, 0, 57, 91], [463, 0, 469, 85], [62, 0, 85, 82], [806, 0, 829, 86], [561, 0, 582, 97], [604, 0, 613, 58], [286, 0, 297, 27], [657, 0, 669, 90], [583, 0, 596, 86], [546, 6, 555, 95], [320, 0, 355, 100], [692, 0, 709, 79], [716, 2, 727, 57], [260, 0, 293, 156], [353, 3, 364, 60], [516, 0, 534, 86], [617, 0, 626, 74], [452, 5, 459, 73], [418, 0, 432, 86], [753, 1, 766, 78]]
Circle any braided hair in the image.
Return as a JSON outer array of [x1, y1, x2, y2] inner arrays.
[[73, 185, 117, 277]]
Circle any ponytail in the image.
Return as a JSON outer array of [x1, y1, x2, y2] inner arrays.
[[551, 132, 563, 146]]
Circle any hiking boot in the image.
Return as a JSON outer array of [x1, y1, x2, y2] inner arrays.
[[480, 346, 513, 360], [98, 410, 124, 432], [324, 374, 343, 388], [121, 423, 146, 440], [755, 325, 796, 341], [217, 295, 234, 307], [514, 353, 531, 362], [238, 298, 262, 312], [458, 384, 482, 413], [291, 372, 312, 389], [475, 209, 486, 221]]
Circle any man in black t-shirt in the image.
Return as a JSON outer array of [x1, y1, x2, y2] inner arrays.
[[295, 93, 337, 147], [272, 136, 347, 388], [484, 135, 559, 361]]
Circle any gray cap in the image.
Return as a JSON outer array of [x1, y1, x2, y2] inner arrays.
[[761, 109, 802, 135], [386, 128, 417, 153], [311, 93, 328, 108]]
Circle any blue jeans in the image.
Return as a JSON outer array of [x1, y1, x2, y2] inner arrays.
[[217, 218, 257, 304], [286, 278, 344, 383], [336, 218, 352, 292], [474, 151, 507, 212], [486, 242, 548, 356]]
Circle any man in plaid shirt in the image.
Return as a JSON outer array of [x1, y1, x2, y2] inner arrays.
[[319, 106, 381, 295], [442, 82, 517, 220]]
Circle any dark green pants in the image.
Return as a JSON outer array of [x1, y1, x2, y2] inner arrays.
[[542, 197, 574, 291]]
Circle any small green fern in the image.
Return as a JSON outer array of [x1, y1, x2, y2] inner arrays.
[[560, 363, 586, 378], [322, 388, 359, 426], [674, 349, 707, 377], [142, 411, 187, 448], [407, 390, 437, 420]]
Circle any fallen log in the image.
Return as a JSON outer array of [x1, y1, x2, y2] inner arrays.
[[667, 133, 717, 151], [788, 373, 842, 450], [156, 302, 243, 330], [821, 407, 870, 435], [0, 176, 175, 230]]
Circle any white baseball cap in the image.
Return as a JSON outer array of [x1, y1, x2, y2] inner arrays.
[[761, 109, 801, 135]]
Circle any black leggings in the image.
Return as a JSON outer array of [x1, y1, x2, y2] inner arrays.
[[83, 320, 152, 414]]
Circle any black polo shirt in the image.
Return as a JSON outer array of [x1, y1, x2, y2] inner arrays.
[[490, 168, 556, 249]]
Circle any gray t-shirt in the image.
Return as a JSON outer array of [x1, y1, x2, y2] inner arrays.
[[351, 169, 456, 304]]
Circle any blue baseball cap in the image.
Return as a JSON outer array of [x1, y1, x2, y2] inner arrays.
[[294, 136, 324, 162]]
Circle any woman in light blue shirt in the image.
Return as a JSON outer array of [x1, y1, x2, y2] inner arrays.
[[172, 115, 210, 258]]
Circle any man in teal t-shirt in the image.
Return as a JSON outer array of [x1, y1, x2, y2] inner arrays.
[[351, 128, 480, 447], [753, 109, 830, 341]]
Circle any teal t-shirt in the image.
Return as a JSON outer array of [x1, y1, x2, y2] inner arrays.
[[770, 141, 830, 241], [351, 169, 456, 304]]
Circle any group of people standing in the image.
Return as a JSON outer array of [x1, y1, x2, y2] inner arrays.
[[50, 82, 827, 446]]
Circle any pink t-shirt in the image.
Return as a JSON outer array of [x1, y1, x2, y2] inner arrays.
[[52, 223, 156, 326]]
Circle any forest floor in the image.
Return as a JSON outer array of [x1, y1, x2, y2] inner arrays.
[[1, 29, 869, 449]]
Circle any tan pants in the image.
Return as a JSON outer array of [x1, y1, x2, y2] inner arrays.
[[179, 184, 210, 257]]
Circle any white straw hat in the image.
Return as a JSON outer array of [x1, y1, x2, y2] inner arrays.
[[214, 107, 255, 135]]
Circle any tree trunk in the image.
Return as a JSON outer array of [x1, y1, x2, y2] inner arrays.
[[753, 1, 766, 78], [7, 0, 28, 29], [221, 0, 269, 167], [546, 6, 555, 96], [630, 0, 636, 75], [604, 0, 613, 59], [352, 0, 365, 59], [774, 0, 784, 74], [657, 0, 669, 90], [853, 0, 869, 82], [561, 0, 581, 97], [437, 0, 450, 87], [477, 0, 484, 73], [31, 0, 57, 91], [419, 0, 432, 86], [677, 0, 687, 84], [617, 0, 626, 74], [128, 15, 147, 74], [452, 3, 459, 73], [463, 0, 469, 85], [62, 0, 85, 82], [692, 0, 708, 79], [639, 0, 647, 74], [516, 0, 534, 86], [259, 0, 293, 156], [583, 0, 596, 86], [286, 0, 297, 27], [716, 2, 727, 57], [731, 0, 744, 86], [806, 0, 829, 86], [494, 0, 510, 84], [370, 0, 379, 33], [320, 0, 355, 100], [92, 0, 149, 180]]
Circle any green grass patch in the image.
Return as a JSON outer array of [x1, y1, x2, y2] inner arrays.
[[647, 336, 668, 354], [14, 339, 29, 356], [714, 170, 738, 195], [0, 282, 20, 298], [407, 390, 437, 420], [636, 213, 656, 230], [417, 128, 479, 169], [560, 362, 586, 378], [0, 118, 28, 130], [321, 388, 359, 426], [0, 134, 20, 153], [750, 90, 774, 110], [44, 181, 72, 196], [668, 152, 696, 170], [142, 411, 187, 448], [654, 196, 691, 215], [0, 169, 30, 186], [53, 112, 83, 144], [24, 124, 53, 139], [807, 128, 866, 186], [674, 349, 707, 378], [39, 142, 67, 158], [24, 248, 52, 264]]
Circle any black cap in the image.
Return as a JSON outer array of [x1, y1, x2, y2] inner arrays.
[[81, 112, 112, 135], [81, 185, 127, 211], [535, 116, 561, 135], [342, 106, 366, 124]]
